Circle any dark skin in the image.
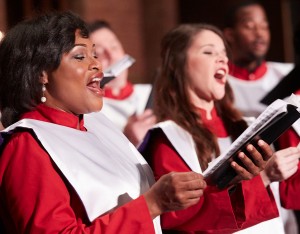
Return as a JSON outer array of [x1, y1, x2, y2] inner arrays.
[[223, 4, 270, 72], [145, 139, 273, 219]]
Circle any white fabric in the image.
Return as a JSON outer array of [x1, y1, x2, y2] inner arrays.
[[2, 114, 162, 233], [100, 84, 152, 131], [153, 121, 202, 173], [227, 62, 294, 118], [228, 61, 297, 233], [153, 120, 285, 234]]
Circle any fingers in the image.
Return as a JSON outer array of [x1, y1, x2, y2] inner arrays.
[[169, 172, 207, 190], [231, 160, 253, 180], [167, 172, 206, 209], [145, 171, 207, 217], [257, 140, 274, 161], [245, 144, 267, 170]]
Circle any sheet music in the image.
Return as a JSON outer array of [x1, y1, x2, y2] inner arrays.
[[203, 95, 300, 178]]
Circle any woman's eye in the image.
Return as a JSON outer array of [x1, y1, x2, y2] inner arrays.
[[93, 53, 98, 59], [203, 51, 213, 55], [74, 55, 85, 60]]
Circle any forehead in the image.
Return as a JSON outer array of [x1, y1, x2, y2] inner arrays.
[[235, 4, 267, 23], [74, 30, 94, 47], [191, 30, 224, 47]]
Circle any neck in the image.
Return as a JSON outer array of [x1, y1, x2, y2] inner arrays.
[[193, 99, 214, 120], [232, 55, 264, 72]]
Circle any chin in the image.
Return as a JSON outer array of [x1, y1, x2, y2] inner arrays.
[[214, 93, 225, 101]]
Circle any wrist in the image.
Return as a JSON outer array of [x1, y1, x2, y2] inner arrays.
[[143, 191, 163, 219], [260, 170, 271, 187]]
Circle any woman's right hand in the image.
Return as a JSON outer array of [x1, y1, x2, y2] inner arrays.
[[143, 171, 206, 219]]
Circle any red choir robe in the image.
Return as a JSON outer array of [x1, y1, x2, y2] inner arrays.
[[140, 108, 278, 233], [101, 81, 152, 131], [0, 104, 155, 233], [278, 90, 300, 210]]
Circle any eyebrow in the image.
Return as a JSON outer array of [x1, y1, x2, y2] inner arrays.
[[73, 44, 96, 49], [74, 43, 87, 47]]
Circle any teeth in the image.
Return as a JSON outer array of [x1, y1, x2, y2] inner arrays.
[[92, 78, 101, 82], [216, 69, 225, 75]]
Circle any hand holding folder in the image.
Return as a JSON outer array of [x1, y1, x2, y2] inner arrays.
[[204, 94, 300, 189]]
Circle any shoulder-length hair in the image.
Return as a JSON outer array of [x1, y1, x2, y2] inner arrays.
[[155, 23, 246, 170], [0, 11, 89, 127]]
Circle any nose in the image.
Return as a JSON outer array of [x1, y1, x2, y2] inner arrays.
[[90, 56, 102, 72], [217, 53, 228, 64], [254, 25, 268, 38]]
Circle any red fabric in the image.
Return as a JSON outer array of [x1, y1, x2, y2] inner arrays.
[[145, 130, 278, 233], [104, 82, 134, 100], [228, 61, 267, 81], [0, 104, 154, 233], [279, 163, 300, 209], [277, 89, 300, 210], [277, 127, 300, 209], [277, 127, 300, 149], [198, 107, 228, 138]]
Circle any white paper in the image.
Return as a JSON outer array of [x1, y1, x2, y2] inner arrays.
[[203, 94, 300, 178]]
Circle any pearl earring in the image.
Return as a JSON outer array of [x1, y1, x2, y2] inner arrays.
[[41, 84, 46, 103]]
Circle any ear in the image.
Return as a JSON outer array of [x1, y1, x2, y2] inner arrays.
[[39, 71, 49, 84], [223, 28, 235, 44]]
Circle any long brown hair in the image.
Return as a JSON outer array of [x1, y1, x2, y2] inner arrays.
[[155, 24, 247, 170]]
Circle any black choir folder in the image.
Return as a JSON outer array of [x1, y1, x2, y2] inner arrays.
[[203, 94, 300, 189]]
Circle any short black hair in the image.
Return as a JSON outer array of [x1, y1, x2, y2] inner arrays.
[[0, 11, 89, 127], [224, 0, 263, 28]]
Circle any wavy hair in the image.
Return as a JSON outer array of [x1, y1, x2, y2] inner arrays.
[[155, 24, 247, 170]]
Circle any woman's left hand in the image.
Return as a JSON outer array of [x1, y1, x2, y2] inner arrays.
[[260, 147, 300, 187]]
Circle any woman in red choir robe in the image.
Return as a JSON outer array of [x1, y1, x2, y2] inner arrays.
[[139, 24, 300, 233], [0, 12, 212, 233]]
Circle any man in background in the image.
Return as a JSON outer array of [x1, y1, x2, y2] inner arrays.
[[223, 0, 294, 117], [223, 1, 297, 233]]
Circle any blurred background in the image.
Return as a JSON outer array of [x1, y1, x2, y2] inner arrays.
[[0, 0, 299, 84]]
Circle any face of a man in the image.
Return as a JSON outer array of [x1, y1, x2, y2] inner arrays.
[[227, 4, 270, 63]]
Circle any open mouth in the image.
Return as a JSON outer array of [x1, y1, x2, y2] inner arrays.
[[214, 69, 226, 80], [87, 77, 103, 95]]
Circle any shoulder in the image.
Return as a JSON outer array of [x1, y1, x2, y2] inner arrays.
[[0, 129, 50, 173], [266, 61, 294, 73], [133, 84, 152, 93]]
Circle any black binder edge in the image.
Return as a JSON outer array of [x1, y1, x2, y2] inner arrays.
[[204, 104, 300, 189]]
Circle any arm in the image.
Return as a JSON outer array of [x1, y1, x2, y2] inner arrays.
[[146, 131, 242, 232], [273, 128, 300, 209], [123, 109, 156, 146], [145, 131, 278, 232], [0, 132, 154, 233], [279, 162, 300, 209]]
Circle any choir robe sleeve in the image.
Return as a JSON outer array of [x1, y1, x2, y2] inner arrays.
[[276, 128, 300, 209], [0, 132, 155, 234], [145, 130, 278, 233], [279, 162, 300, 209]]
